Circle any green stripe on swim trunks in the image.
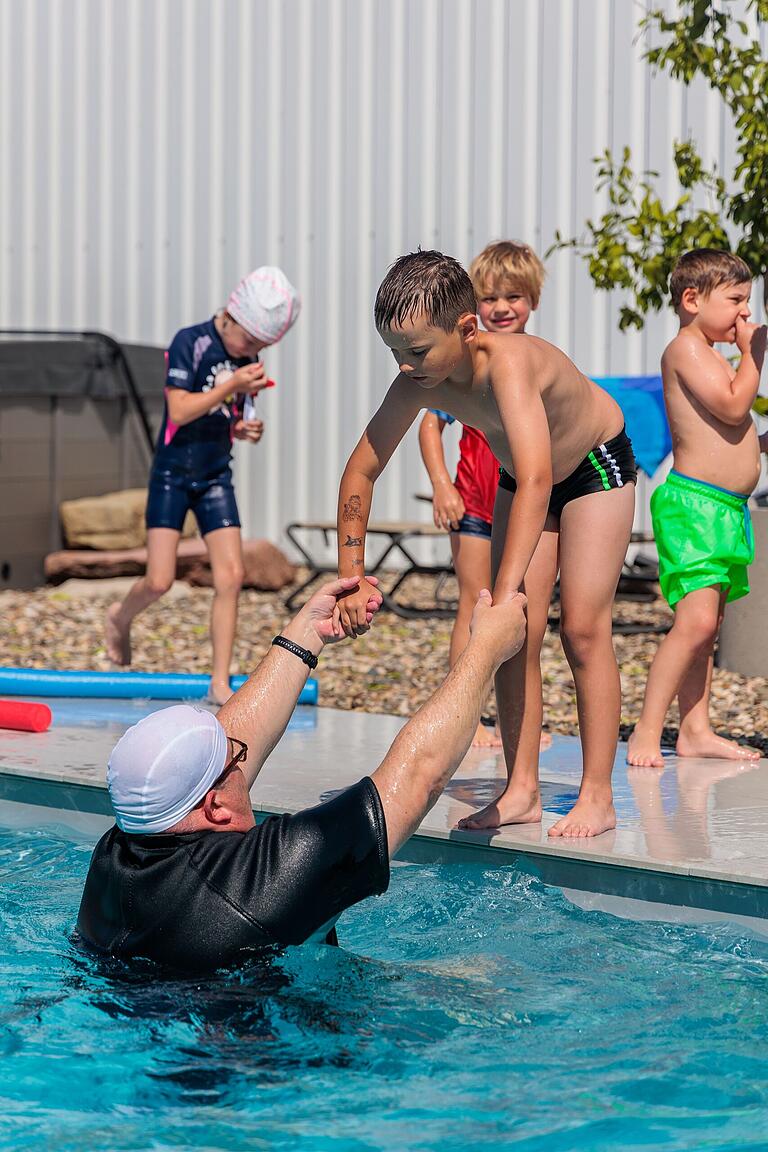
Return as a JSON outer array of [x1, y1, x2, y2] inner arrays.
[[588, 450, 612, 491]]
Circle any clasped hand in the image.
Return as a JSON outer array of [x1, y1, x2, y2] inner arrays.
[[334, 576, 384, 638], [298, 576, 382, 645]]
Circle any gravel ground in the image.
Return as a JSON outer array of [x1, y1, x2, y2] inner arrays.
[[1, 572, 766, 754]]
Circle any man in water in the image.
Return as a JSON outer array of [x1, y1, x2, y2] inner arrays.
[[78, 576, 526, 972]]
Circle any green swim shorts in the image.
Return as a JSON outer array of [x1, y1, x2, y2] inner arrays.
[[650, 470, 754, 609]]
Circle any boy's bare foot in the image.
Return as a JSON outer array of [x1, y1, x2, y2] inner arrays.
[[207, 680, 233, 706], [472, 721, 503, 748], [627, 724, 664, 768], [457, 784, 542, 830], [105, 604, 131, 665], [676, 730, 761, 761], [547, 791, 616, 838]]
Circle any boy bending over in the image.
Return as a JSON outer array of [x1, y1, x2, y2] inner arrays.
[[419, 241, 546, 748], [628, 249, 766, 768], [337, 251, 636, 838]]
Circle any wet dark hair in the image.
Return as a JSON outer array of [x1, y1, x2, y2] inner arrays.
[[374, 250, 477, 333], [669, 248, 752, 309]]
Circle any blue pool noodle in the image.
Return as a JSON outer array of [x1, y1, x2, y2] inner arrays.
[[46, 700, 319, 731], [0, 668, 318, 705]]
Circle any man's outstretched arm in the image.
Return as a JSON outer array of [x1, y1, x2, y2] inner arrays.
[[217, 577, 377, 788], [371, 590, 527, 857]]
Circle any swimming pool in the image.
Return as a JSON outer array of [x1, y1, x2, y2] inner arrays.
[[1, 813, 766, 1150]]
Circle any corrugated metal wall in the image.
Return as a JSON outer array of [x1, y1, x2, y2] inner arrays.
[[1, 0, 764, 548]]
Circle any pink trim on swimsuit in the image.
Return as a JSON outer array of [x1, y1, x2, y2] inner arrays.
[[163, 386, 179, 446]]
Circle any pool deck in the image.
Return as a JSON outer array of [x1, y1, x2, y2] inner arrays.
[[2, 699, 768, 926]]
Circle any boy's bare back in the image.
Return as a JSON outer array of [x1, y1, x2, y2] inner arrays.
[[428, 331, 623, 482], [661, 324, 762, 496]]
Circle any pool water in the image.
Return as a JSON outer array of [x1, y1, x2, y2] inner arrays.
[[1, 821, 767, 1151]]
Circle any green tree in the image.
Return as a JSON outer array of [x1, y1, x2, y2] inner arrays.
[[551, 0, 768, 330]]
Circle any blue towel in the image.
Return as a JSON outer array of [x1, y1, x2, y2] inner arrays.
[[591, 375, 671, 477]]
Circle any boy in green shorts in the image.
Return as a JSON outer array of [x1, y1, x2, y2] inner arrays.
[[628, 249, 767, 767]]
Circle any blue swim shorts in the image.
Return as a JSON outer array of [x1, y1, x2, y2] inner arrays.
[[452, 513, 492, 540], [146, 465, 241, 536]]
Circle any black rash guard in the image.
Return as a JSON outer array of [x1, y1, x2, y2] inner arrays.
[[77, 777, 389, 974]]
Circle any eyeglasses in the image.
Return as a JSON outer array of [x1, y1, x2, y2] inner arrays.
[[223, 736, 248, 775]]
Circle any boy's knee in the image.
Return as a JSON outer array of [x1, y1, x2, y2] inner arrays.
[[214, 564, 244, 595], [676, 607, 719, 651], [145, 572, 174, 599], [559, 614, 608, 665]]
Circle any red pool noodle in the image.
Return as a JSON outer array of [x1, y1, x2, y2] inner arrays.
[[0, 699, 52, 733]]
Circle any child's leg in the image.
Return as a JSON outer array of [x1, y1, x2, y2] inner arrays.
[[550, 484, 635, 837], [204, 526, 245, 704], [458, 490, 560, 830], [449, 530, 501, 747], [448, 531, 492, 666], [627, 585, 724, 766], [675, 593, 760, 760], [105, 528, 181, 664]]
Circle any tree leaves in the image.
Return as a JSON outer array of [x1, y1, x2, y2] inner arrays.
[[555, 0, 768, 323]]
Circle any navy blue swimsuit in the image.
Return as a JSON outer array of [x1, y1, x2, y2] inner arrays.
[[147, 318, 255, 536]]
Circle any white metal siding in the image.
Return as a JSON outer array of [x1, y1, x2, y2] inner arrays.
[[1, 0, 764, 549]]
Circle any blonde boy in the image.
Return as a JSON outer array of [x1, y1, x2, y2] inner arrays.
[[418, 242, 545, 747], [628, 249, 766, 767], [337, 250, 636, 838]]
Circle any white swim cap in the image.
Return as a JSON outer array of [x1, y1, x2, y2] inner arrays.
[[226, 266, 301, 344], [107, 705, 229, 834]]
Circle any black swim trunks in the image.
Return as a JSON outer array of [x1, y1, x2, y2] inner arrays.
[[76, 777, 389, 973], [498, 427, 637, 517]]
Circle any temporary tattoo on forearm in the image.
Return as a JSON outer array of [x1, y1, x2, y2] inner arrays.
[[343, 535, 363, 547], [342, 495, 362, 522]]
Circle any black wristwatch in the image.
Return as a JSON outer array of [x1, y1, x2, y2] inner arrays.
[[271, 635, 319, 670]]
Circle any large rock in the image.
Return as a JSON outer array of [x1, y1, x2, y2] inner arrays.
[[45, 548, 148, 582], [59, 489, 195, 550], [44, 537, 296, 591]]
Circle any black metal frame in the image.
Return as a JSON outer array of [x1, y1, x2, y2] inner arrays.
[[0, 328, 155, 460], [284, 522, 458, 619], [285, 521, 671, 633]]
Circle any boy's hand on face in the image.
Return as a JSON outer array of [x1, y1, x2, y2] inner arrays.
[[231, 362, 269, 394], [735, 316, 767, 359], [336, 577, 383, 638], [432, 480, 465, 531]]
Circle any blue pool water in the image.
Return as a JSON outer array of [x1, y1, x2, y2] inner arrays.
[[0, 820, 767, 1150]]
